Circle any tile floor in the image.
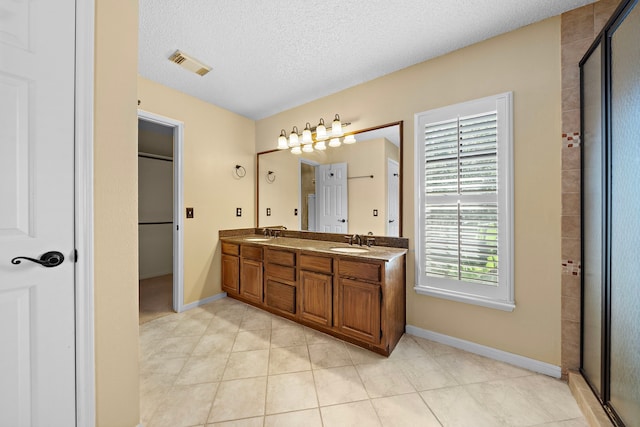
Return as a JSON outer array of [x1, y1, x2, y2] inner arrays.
[[139, 297, 587, 427]]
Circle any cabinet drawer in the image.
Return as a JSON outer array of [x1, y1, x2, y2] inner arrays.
[[265, 280, 296, 314], [222, 242, 239, 256], [265, 248, 296, 266], [300, 254, 333, 274], [265, 263, 296, 282], [338, 259, 381, 282], [241, 245, 263, 260]]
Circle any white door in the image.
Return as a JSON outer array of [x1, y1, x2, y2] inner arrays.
[[316, 163, 348, 233], [387, 159, 400, 237], [0, 1, 77, 426]]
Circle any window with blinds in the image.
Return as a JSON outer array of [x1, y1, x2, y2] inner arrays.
[[424, 112, 499, 286], [414, 92, 514, 311]]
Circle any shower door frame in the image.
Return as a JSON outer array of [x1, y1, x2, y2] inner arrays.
[[579, 0, 639, 425]]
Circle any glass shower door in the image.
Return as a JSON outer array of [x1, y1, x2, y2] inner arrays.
[[581, 41, 603, 397], [609, 2, 640, 424]]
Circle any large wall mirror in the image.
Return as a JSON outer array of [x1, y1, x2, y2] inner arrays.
[[257, 121, 403, 236]]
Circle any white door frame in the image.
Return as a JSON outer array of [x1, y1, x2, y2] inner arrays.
[[137, 110, 186, 313], [75, 0, 96, 425]]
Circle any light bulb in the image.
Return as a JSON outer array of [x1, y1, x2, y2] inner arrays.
[[331, 114, 343, 137], [289, 126, 299, 147], [302, 122, 312, 144], [291, 146, 302, 155], [302, 143, 313, 153], [343, 134, 356, 144], [329, 137, 341, 148], [316, 118, 327, 141], [277, 129, 289, 149], [315, 140, 327, 151]]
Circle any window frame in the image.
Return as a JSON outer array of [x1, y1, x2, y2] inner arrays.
[[414, 92, 515, 311]]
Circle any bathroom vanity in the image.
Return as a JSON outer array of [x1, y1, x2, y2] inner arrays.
[[220, 229, 407, 356]]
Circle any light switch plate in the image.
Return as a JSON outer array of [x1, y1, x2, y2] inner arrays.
[[236, 207, 242, 217], [186, 207, 194, 218], [373, 209, 378, 217], [266, 208, 271, 216]]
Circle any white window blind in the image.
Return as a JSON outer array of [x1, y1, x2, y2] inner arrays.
[[424, 112, 498, 286], [415, 93, 514, 311]]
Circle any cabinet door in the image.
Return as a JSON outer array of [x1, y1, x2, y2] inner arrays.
[[337, 278, 381, 344], [265, 279, 296, 315], [221, 255, 239, 294], [240, 258, 263, 303], [300, 270, 333, 327]]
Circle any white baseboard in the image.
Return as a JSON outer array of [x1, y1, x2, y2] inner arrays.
[[405, 324, 562, 378], [181, 292, 228, 311]]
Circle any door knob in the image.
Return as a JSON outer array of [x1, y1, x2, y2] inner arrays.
[[338, 219, 346, 223], [11, 251, 65, 268]]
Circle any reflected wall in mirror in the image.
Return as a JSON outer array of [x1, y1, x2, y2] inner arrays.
[[257, 122, 402, 237]]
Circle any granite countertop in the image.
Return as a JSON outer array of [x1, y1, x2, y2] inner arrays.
[[221, 235, 407, 262]]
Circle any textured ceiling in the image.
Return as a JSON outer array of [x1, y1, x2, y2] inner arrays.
[[139, 0, 594, 120]]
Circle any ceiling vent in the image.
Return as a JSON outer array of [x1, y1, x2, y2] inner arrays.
[[168, 50, 211, 76]]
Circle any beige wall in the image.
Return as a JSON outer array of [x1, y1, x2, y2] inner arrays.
[[256, 18, 563, 364], [137, 77, 256, 305], [94, 0, 140, 425]]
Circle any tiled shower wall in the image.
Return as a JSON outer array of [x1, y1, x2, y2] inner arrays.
[[560, 0, 620, 377]]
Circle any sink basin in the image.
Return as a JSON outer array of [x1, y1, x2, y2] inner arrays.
[[244, 237, 271, 242], [329, 246, 370, 254]]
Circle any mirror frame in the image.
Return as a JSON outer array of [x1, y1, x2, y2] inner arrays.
[[256, 121, 403, 236]]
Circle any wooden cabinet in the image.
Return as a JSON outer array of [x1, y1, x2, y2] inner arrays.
[[240, 258, 263, 303], [264, 248, 297, 316], [337, 278, 381, 344], [299, 253, 333, 327], [239, 245, 263, 304], [221, 254, 239, 293], [300, 270, 333, 327], [221, 243, 240, 295], [220, 237, 406, 356]]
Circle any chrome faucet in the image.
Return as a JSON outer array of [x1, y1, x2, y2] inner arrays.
[[353, 234, 363, 246]]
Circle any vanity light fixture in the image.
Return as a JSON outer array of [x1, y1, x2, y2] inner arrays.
[[289, 126, 300, 147], [328, 137, 341, 148], [277, 129, 289, 150], [302, 123, 313, 144], [275, 114, 355, 153], [331, 114, 343, 137], [316, 118, 328, 141]]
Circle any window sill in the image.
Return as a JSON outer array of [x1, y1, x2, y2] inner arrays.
[[414, 286, 515, 312]]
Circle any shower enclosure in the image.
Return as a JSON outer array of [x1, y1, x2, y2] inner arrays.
[[580, 0, 640, 425]]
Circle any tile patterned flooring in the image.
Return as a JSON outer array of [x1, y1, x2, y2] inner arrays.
[[140, 297, 587, 427]]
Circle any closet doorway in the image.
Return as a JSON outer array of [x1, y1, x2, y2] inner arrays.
[[138, 111, 184, 323]]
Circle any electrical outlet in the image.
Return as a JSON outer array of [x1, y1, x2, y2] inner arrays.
[[373, 209, 378, 217], [186, 207, 194, 218], [294, 208, 298, 216], [266, 208, 271, 216], [236, 207, 242, 217]]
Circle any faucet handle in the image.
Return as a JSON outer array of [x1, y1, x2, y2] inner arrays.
[[344, 235, 353, 245], [365, 237, 376, 247]]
